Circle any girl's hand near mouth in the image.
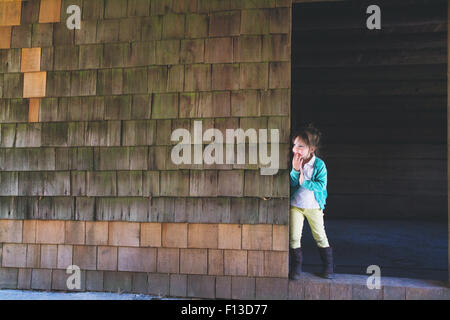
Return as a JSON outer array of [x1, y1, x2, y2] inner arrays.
[[292, 153, 302, 171], [298, 158, 305, 185]]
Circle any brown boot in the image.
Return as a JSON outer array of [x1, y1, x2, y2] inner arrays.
[[289, 247, 303, 280], [318, 246, 334, 279]]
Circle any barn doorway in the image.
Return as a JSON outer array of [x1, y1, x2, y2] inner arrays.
[[291, 0, 448, 280]]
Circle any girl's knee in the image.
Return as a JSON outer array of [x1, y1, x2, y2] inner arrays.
[[314, 237, 329, 248], [290, 239, 301, 249], [289, 231, 302, 249], [311, 229, 329, 247]]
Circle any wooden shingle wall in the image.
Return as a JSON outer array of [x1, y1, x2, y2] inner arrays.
[[0, 0, 293, 292], [0, 0, 291, 224]]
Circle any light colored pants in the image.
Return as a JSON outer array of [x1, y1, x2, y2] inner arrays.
[[290, 206, 330, 249]]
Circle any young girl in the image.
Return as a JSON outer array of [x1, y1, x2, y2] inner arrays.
[[289, 124, 334, 280]]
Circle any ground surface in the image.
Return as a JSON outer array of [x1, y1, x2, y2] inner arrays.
[[0, 290, 183, 300], [301, 219, 448, 281]]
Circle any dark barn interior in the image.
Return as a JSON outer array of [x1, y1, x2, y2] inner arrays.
[[291, 0, 448, 280]]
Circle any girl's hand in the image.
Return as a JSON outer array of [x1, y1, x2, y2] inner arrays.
[[294, 155, 305, 185], [292, 153, 302, 171]]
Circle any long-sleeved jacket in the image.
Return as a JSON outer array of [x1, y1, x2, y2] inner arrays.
[[290, 156, 328, 210]]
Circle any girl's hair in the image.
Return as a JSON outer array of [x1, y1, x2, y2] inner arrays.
[[291, 123, 322, 156]]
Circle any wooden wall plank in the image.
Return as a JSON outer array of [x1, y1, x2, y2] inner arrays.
[[292, 0, 447, 221], [0, 26, 12, 48], [0, 0, 22, 26], [293, 0, 447, 31], [21, 47, 41, 73], [28, 98, 40, 123], [39, 0, 62, 23], [23, 72, 47, 98]]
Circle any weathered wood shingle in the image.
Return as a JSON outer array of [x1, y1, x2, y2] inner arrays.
[[0, 1, 291, 230], [0, 99, 28, 123], [122, 120, 156, 146]]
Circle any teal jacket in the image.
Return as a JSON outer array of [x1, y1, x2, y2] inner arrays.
[[290, 156, 328, 210]]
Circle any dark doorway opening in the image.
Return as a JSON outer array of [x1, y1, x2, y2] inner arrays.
[[291, 0, 448, 280]]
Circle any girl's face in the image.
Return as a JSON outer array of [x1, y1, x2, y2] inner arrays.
[[292, 137, 315, 159]]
